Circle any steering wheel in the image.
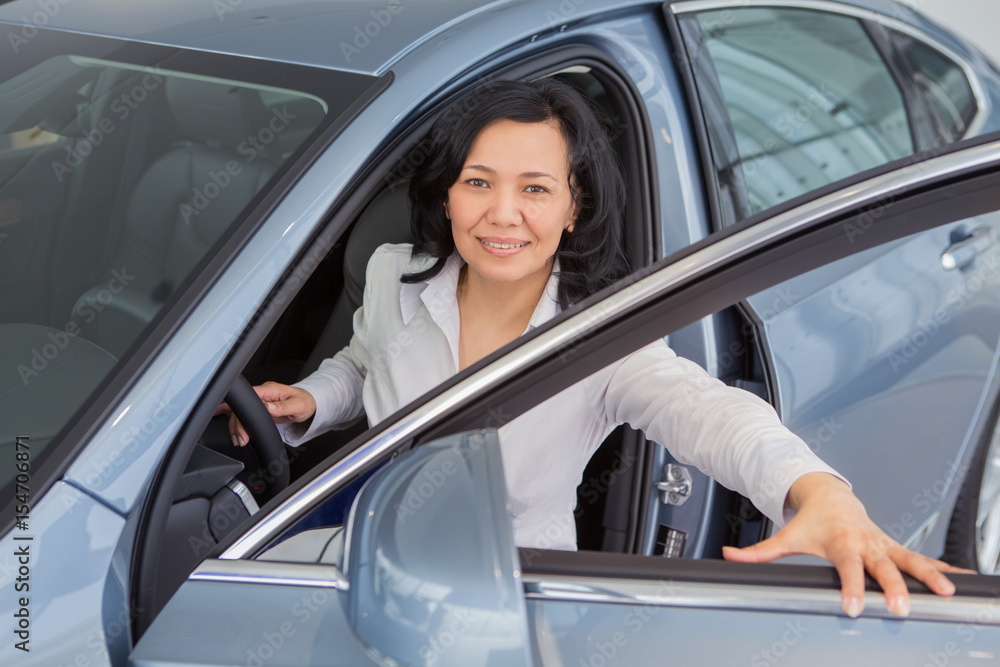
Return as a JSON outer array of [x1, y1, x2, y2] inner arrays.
[[224, 375, 290, 503]]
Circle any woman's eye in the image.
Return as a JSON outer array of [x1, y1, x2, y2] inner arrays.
[[466, 178, 488, 188], [525, 185, 549, 194]]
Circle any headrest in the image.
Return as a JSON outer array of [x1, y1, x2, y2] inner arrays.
[[165, 77, 269, 152]]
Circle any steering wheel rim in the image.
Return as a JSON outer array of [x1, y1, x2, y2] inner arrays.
[[224, 375, 290, 502]]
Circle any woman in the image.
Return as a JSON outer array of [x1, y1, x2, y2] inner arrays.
[[228, 78, 960, 618]]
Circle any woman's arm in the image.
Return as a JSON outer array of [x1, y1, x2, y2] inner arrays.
[[225, 248, 394, 447], [591, 340, 841, 525], [591, 340, 963, 616]]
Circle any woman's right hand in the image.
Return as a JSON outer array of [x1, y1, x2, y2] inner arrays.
[[215, 381, 317, 447]]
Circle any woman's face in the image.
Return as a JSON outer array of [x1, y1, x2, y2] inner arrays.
[[447, 118, 577, 290]]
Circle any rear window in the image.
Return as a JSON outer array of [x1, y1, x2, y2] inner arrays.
[[0, 28, 382, 498], [890, 30, 979, 144], [678, 7, 915, 222]]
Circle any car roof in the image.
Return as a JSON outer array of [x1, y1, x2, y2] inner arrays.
[[0, 0, 926, 76]]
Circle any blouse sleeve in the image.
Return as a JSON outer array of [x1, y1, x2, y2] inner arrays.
[[585, 339, 848, 527], [276, 255, 380, 447]]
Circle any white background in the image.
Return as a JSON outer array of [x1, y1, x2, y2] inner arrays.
[[904, 0, 1000, 65]]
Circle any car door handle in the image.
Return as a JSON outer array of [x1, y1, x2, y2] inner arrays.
[[941, 226, 994, 270]]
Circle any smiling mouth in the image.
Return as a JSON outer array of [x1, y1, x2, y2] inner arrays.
[[479, 239, 529, 249]]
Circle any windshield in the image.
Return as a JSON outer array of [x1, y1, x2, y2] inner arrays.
[[0, 29, 379, 496]]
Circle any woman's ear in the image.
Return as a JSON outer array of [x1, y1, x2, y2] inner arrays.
[[566, 200, 579, 233], [443, 201, 451, 219], [566, 175, 580, 233]]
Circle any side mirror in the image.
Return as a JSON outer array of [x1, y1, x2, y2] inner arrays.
[[344, 430, 533, 666]]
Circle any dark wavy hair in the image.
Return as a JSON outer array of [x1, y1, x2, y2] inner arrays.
[[402, 78, 630, 309]]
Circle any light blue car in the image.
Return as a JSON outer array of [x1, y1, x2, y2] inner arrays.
[[3, 1, 1000, 665]]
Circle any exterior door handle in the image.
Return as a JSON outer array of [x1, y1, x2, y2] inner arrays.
[[941, 226, 994, 270]]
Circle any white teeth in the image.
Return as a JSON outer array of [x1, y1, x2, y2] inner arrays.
[[481, 240, 527, 249]]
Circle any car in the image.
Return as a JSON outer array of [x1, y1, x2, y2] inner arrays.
[[3, 0, 1000, 664]]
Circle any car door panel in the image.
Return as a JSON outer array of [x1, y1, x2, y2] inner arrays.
[[748, 213, 1000, 552], [129, 579, 378, 667], [525, 583, 1000, 666]]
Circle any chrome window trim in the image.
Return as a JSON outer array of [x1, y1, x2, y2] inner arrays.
[[523, 573, 1000, 624], [669, 0, 991, 138], [190, 558, 349, 590], [222, 139, 1000, 561]]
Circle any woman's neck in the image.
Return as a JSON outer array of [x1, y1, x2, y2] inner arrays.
[[455, 262, 553, 370]]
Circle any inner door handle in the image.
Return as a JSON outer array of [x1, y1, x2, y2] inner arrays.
[[941, 226, 994, 270]]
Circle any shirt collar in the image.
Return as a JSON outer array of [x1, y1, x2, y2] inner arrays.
[[400, 253, 562, 332]]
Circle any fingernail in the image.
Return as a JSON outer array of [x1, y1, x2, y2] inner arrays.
[[231, 435, 241, 448], [845, 597, 862, 618], [266, 402, 276, 412], [888, 595, 910, 617], [940, 578, 956, 596]]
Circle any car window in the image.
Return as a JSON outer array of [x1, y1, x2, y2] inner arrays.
[[0, 29, 379, 500], [676, 7, 914, 222], [889, 29, 980, 144]]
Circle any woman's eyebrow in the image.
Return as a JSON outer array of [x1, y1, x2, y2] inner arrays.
[[462, 164, 558, 181], [520, 171, 557, 181]]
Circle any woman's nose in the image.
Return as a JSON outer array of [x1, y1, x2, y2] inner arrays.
[[487, 188, 524, 226]]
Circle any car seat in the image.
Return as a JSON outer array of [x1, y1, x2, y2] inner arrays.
[[71, 77, 279, 357]]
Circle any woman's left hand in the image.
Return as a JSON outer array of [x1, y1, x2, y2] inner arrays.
[[722, 472, 967, 618]]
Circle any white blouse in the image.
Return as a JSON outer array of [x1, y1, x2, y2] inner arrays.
[[279, 244, 844, 550]]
